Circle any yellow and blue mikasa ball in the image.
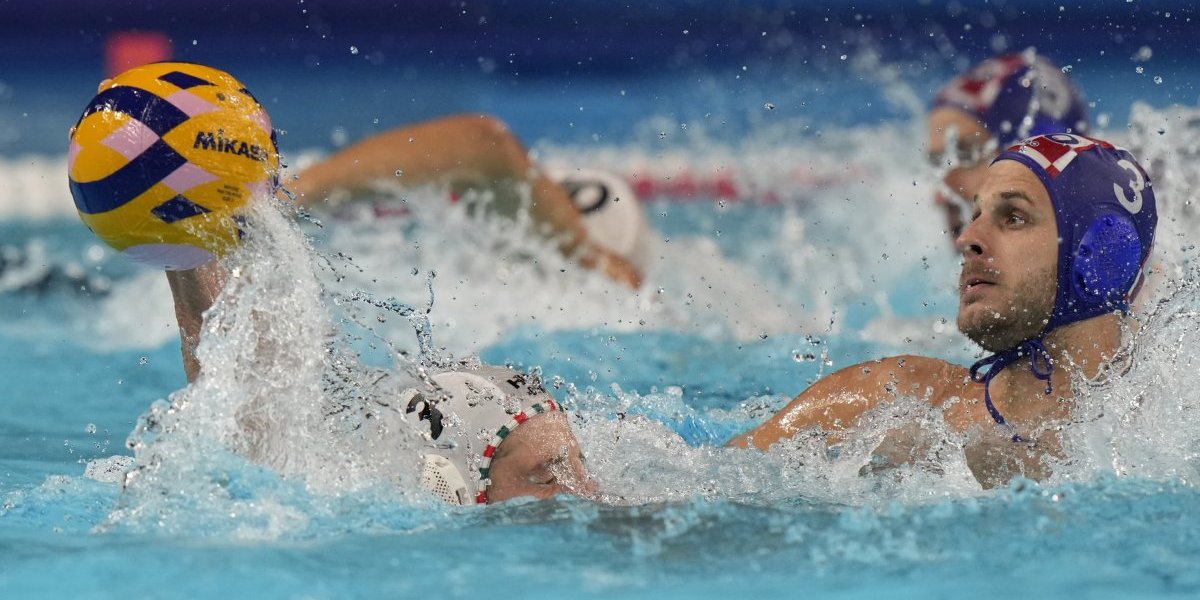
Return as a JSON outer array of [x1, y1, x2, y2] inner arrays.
[[68, 62, 279, 270]]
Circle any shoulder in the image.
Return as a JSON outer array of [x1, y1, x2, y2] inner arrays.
[[855, 355, 973, 406], [733, 354, 971, 450], [847, 353, 966, 381], [787, 354, 970, 406]]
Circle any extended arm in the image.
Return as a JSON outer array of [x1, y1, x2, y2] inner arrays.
[[290, 113, 640, 287], [165, 262, 227, 383], [728, 355, 968, 450]]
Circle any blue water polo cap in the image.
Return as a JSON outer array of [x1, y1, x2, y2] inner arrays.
[[935, 53, 1089, 148], [994, 133, 1156, 330]]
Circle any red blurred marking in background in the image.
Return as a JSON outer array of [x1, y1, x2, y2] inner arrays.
[[104, 31, 173, 77]]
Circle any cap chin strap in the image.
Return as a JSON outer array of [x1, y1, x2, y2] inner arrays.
[[968, 337, 1055, 442]]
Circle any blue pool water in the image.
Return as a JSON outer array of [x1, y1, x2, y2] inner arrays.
[[5, 2, 1200, 598]]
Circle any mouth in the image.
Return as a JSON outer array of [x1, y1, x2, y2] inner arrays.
[[963, 276, 993, 290], [960, 272, 997, 298]]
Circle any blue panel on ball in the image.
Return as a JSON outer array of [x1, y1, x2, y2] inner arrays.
[[69, 138, 188, 214], [157, 70, 214, 90], [76, 87, 191, 138], [152, 195, 211, 224]]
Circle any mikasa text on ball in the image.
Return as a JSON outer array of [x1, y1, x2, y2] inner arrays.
[[68, 62, 278, 270]]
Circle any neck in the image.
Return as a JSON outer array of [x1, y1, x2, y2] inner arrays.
[[990, 313, 1123, 423], [1041, 312, 1123, 379]]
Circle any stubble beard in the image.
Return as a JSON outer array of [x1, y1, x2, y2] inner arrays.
[[957, 265, 1057, 352]]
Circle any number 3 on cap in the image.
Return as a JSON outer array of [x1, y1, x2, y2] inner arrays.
[[1114, 158, 1145, 214]]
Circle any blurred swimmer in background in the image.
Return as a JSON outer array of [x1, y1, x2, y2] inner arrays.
[[289, 114, 648, 288], [298, 52, 1088, 266], [69, 63, 597, 506], [734, 133, 1157, 489], [927, 52, 1089, 239]]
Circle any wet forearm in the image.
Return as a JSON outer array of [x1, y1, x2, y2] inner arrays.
[[165, 262, 228, 383]]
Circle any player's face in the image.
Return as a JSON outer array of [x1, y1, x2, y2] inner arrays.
[[928, 107, 996, 239], [956, 160, 1059, 352], [485, 412, 596, 503]]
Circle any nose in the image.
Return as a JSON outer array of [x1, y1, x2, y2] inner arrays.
[[955, 216, 986, 258]]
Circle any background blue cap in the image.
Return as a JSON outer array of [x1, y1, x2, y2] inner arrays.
[[936, 53, 1090, 148]]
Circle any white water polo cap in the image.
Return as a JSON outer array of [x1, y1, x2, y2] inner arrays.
[[548, 167, 649, 263], [403, 365, 562, 505]]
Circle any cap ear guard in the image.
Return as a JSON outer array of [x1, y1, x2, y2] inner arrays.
[[1072, 213, 1144, 307], [403, 388, 470, 505], [561, 176, 614, 215], [420, 455, 471, 505]]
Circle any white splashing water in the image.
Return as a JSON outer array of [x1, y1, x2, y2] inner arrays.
[[107, 201, 442, 535]]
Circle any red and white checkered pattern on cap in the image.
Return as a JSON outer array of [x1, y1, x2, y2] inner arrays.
[[1006, 133, 1115, 178], [936, 55, 1026, 113]]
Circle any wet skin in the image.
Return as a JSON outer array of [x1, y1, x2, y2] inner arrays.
[[485, 412, 597, 503]]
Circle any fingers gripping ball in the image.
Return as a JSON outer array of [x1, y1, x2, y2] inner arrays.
[[68, 63, 279, 270]]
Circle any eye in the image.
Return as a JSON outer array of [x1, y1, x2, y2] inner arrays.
[[526, 469, 556, 485], [1004, 211, 1027, 226], [956, 146, 977, 165]]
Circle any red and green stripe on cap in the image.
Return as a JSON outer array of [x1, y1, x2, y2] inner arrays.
[[474, 399, 561, 504]]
